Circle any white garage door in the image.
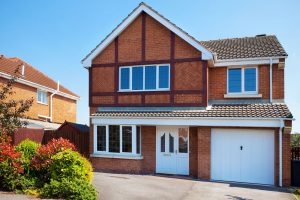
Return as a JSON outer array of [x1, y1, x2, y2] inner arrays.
[[211, 129, 274, 185]]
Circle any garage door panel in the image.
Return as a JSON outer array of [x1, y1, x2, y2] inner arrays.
[[211, 129, 274, 185]]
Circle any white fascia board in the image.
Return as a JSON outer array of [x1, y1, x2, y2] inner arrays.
[[82, 4, 213, 67], [0, 72, 79, 101], [91, 117, 282, 128], [213, 56, 287, 67]]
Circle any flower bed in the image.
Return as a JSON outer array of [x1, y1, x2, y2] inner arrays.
[[0, 136, 97, 199]]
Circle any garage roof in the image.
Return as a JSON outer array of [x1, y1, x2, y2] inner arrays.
[[92, 103, 292, 119]]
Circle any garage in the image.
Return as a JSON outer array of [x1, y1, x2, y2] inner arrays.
[[211, 129, 275, 185]]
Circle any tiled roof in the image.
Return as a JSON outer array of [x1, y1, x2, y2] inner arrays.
[[200, 35, 288, 60], [92, 104, 293, 119], [0, 55, 79, 98]]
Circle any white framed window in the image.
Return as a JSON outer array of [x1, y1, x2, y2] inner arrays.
[[37, 89, 48, 104], [119, 64, 170, 92], [227, 66, 258, 94], [94, 125, 141, 156]]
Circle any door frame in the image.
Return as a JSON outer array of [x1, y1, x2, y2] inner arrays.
[[155, 126, 189, 175]]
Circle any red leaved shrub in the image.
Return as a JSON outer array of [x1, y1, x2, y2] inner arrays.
[[31, 138, 76, 171], [0, 139, 24, 174]]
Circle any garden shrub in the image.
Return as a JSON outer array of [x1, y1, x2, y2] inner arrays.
[[0, 141, 24, 190], [30, 138, 76, 182], [16, 139, 40, 162], [50, 149, 93, 183], [40, 178, 97, 200]]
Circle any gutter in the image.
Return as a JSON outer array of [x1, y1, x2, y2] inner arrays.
[[50, 81, 60, 122]]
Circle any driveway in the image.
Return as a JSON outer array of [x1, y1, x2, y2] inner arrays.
[[93, 172, 295, 200]]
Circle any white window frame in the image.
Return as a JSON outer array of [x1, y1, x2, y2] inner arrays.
[[37, 89, 48, 105], [119, 64, 170, 92], [227, 66, 258, 95], [93, 124, 141, 157]]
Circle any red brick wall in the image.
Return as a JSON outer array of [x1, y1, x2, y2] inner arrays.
[[90, 13, 205, 107], [145, 15, 170, 60], [119, 15, 142, 62], [189, 127, 198, 177], [197, 127, 211, 180], [174, 61, 203, 90], [282, 132, 291, 186], [175, 35, 201, 59], [93, 41, 115, 64], [208, 65, 285, 100]]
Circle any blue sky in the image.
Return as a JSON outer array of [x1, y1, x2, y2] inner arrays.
[[1, 0, 299, 132]]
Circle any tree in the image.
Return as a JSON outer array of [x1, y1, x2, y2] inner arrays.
[[292, 133, 300, 148], [0, 67, 33, 139]]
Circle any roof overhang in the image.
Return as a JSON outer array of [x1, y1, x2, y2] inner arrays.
[[81, 3, 213, 68], [213, 56, 287, 67], [0, 72, 80, 101], [91, 116, 292, 128]]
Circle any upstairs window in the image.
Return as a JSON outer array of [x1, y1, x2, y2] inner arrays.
[[228, 67, 257, 94], [37, 90, 47, 104], [119, 64, 170, 91]]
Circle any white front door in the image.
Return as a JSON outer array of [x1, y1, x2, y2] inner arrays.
[[156, 126, 189, 175], [211, 129, 275, 185]]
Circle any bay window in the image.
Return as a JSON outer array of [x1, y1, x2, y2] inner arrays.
[[94, 125, 141, 156], [119, 64, 170, 91], [227, 67, 257, 94]]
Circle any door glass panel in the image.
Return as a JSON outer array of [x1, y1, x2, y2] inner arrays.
[[136, 126, 141, 154], [161, 133, 165, 152], [179, 128, 188, 153], [169, 133, 174, 153]]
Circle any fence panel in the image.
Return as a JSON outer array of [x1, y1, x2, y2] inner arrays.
[[43, 130, 89, 157], [13, 128, 44, 145]]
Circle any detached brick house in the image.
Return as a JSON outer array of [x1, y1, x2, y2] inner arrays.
[[82, 3, 293, 186], [0, 55, 79, 129]]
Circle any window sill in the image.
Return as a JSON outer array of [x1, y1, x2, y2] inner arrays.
[[224, 94, 262, 98], [90, 153, 143, 160], [118, 89, 170, 93], [37, 101, 48, 106]]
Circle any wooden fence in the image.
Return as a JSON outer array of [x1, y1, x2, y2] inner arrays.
[[44, 130, 89, 157], [292, 147, 300, 160], [13, 127, 89, 157]]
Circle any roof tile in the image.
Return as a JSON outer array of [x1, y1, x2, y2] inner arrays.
[[92, 103, 293, 119]]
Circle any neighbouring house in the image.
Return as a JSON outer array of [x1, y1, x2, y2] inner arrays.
[[0, 55, 79, 130], [82, 3, 293, 186]]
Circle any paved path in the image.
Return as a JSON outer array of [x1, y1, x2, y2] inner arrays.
[[93, 172, 296, 200]]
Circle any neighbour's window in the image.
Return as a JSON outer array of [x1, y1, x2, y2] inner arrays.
[[95, 125, 141, 155], [119, 64, 170, 91], [228, 67, 257, 94], [37, 90, 48, 104]]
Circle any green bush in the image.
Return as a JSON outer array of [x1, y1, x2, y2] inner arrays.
[[16, 139, 40, 162], [50, 149, 93, 183], [40, 178, 97, 200]]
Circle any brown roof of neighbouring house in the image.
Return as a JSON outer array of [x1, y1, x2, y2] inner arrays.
[[0, 55, 79, 98], [200, 35, 288, 60], [92, 103, 293, 119]]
